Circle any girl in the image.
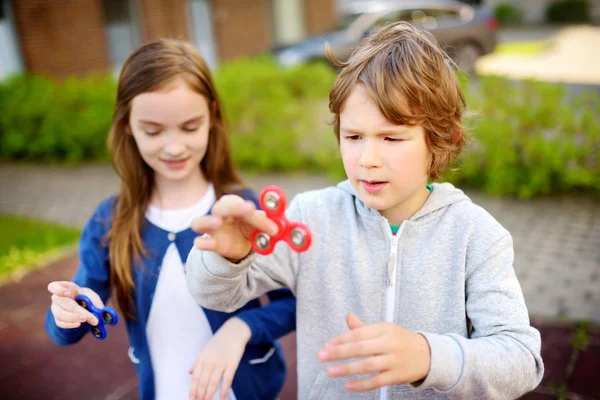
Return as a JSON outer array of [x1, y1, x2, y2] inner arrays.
[[45, 39, 296, 400]]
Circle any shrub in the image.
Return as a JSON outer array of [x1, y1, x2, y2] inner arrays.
[[2, 62, 598, 198], [0, 74, 116, 162], [445, 76, 600, 198], [213, 56, 338, 173], [494, 3, 523, 26]]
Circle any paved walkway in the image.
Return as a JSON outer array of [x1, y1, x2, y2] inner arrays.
[[477, 25, 600, 85], [1, 163, 599, 324]]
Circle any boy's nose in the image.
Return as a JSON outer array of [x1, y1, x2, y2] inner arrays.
[[359, 142, 383, 168]]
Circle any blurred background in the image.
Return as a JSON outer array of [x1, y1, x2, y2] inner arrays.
[[0, 0, 599, 399]]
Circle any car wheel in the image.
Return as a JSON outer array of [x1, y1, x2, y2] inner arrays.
[[454, 43, 483, 74]]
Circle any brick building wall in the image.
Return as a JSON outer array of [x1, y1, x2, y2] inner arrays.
[[139, 0, 189, 41], [7, 0, 339, 77], [11, 0, 109, 78], [304, 0, 338, 36], [210, 0, 272, 61]]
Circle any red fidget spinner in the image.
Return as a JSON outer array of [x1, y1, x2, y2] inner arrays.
[[250, 185, 312, 255]]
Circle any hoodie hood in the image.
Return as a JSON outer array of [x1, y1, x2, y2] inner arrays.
[[336, 179, 470, 221]]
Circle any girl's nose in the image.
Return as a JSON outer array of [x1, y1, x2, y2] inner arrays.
[[164, 139, 185, 157]]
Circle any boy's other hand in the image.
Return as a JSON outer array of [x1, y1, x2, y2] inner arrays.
[[191, 194, 279, 262], [47, 281, 104, 328], [318, 312, 431, 392]]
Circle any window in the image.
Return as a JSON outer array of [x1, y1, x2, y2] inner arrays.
[[102, 0, 139, 73], [0, 0, 23, 78]]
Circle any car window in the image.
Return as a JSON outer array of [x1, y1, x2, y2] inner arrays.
[[337, 12, 364, 30], [407, 7, 464, 29]]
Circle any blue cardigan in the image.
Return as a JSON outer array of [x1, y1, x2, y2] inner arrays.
[[45, 191, 296, 400]]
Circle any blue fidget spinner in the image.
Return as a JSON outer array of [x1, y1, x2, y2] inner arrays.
[[75, 294, 119, 340]]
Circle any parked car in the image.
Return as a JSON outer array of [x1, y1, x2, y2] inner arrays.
[[273, 0, 498, 73]]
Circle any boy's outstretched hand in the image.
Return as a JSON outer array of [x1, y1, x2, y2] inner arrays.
[[318, 313, 431, 392], [192, 194, 279, 262]]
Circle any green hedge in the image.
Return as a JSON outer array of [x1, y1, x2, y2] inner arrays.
[[494, 3, 523, 27], [447, 76, 600, 198], [214, 57, 338, 173], [1, 60, 598, 198], [0, 74, 116, 163]]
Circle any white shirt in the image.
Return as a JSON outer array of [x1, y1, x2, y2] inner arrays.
[[145, 184, 236, 400]]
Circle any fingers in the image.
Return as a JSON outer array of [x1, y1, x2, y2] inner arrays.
[[51, 296, 98, 327], [326, 324, 383, 346], [209, 195, 254, 218], [319, 338, 384, 362], [78, 288, 105, 309], [345, 369, 396, 392], [219, 368, 235, 400], [189, 363, 202, 400], [47, 281, 79, 298], [191, 215, 223, 235], [240, 209, 278, 237], [210, 196, 278, 236], [194, 365, 213, 400], [346, 312, 366, 330], [327, 355, 389, 378], [194, 234, 216, 252], [203, 366, 225, 400]]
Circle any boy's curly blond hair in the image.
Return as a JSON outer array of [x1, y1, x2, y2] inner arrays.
[[327, 22, 467, 180]]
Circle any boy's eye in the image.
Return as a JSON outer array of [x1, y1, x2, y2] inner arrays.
[[345, 135, 361, 141], [385, 137, 402, 142]]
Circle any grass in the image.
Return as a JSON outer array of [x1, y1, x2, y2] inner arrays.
[[0, 215, 80, 281], [494, 40, 550, 56]]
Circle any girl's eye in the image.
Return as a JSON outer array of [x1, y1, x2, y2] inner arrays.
[[345, 135, 360, 141], [385, 137, 403, 142], [182, 126, 199, 133], [144, 130, 161, 136]]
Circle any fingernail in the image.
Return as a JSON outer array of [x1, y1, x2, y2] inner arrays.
[[79, 315, 86, 322], [91, 318, 98, 325], [64, 291, 71, 297], [269, 225, 279, 236], [318, 350, 329, 359], [328, 366, 341, 376]]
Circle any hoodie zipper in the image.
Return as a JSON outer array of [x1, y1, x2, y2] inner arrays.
[[387, 232, 400, 287], [381, 224, 403, 400]]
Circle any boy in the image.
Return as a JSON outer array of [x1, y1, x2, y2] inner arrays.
[[186, 22, 544, 399]]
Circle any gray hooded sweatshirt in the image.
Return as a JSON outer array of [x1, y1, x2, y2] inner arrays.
[[186, 181, 544, 399]]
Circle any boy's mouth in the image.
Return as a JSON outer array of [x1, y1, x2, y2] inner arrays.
[[360, 180, 388, 193]]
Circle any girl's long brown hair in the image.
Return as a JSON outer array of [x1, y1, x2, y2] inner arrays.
[[107, 39, 245, 318]]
